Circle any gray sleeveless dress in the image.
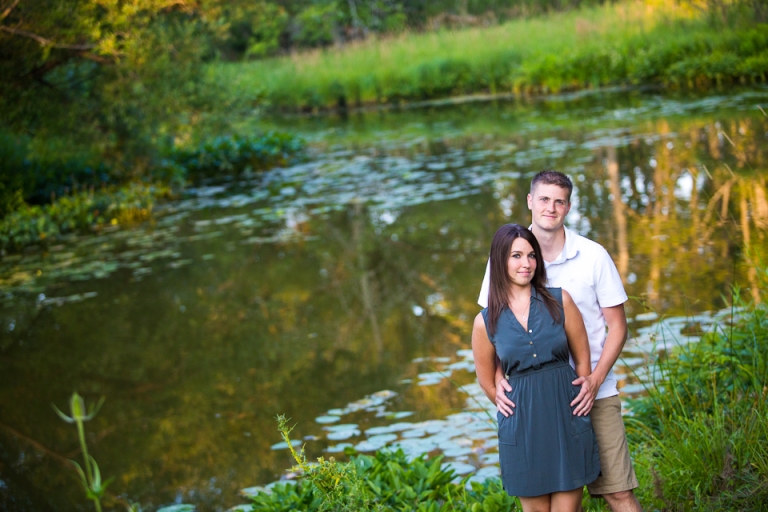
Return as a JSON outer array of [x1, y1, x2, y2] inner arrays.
[[482, 287, 600, 497]]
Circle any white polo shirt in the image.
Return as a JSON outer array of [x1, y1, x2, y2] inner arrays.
[[477, 226, 628, 400]]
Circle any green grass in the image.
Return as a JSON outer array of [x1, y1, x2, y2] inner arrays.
[[627, 278, 768, 511], [213, 1, 768, 112]]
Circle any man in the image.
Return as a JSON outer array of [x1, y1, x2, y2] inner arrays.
[[478, 170, 642, 511]]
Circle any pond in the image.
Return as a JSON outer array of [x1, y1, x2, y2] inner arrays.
[[1, 87, 767, 511]]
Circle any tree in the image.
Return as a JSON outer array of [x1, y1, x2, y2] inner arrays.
[[0, 0, 215, 174]]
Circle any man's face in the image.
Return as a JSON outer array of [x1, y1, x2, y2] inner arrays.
[[527, 183, 571, 232]]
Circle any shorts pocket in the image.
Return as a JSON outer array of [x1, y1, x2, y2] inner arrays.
[[497, 410, 517, 446]]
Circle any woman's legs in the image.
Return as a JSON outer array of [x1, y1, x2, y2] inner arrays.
[[519, 494, 550, 512], [550, 488, 583, 511], [518, 488, 583, 512]]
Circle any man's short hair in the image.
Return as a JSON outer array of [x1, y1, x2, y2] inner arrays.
[[530, 170, 573, 202]]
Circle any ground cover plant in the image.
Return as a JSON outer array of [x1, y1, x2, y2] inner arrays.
[[217, 1, 768, 112], [250, 415, 518, 512]]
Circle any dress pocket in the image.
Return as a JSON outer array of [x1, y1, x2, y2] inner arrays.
[[570, 411, 592, 435], [497, 410, 517, 446]]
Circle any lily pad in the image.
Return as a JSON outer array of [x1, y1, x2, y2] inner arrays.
[[270, 440, 302, 450], [157, 505, 196, 512], [315, 415, 341, 424]]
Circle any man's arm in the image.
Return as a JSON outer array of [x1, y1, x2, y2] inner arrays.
[[571, 303, 627, 406]]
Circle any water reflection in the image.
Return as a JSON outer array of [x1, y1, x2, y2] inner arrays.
[[1, 88, 767, 510]]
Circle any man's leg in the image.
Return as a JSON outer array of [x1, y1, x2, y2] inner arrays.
[[602, 490, 642, 512], [587, 396, 642, 512]]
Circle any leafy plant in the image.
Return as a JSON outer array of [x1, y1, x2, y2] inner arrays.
[[251, 415, 520, 511], [52, 393, 111, 512], [168, 132, 304, 182], [0, 182, 170, 252]]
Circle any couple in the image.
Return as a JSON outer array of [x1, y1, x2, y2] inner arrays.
[[471, 171, 643, 512]]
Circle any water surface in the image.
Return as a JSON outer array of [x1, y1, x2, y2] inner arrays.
[[1, 87, 767, 511]]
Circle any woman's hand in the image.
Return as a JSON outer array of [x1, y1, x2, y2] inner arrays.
[[495, 378, 515, 417]]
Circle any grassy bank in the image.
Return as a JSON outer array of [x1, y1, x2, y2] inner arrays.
[[627, 285, 768, 510], [217, 1, 768, 112]]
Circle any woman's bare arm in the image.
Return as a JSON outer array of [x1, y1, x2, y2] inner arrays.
[[472, 313, 498, 405]]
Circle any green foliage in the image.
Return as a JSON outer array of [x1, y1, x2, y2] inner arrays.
[[167, 132, 305, 182], [218, 2, 290, 58], [0, 131, 112, 212], [0, 0, 226, 177], [0, 133, 30, 219], [0, 131, 301, 253], [627, 283, 768, 511], [255, 415, 520, 511], [225, 5, 768, 112], [294, 3, 340, 48], [0, 183, 170, 252]]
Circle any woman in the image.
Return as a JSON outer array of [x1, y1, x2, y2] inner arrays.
[[472, 224, 600, 512]]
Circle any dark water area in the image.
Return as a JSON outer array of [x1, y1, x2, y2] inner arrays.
[[1, 87, 767, 511]]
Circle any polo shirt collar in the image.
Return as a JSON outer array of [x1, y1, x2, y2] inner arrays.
[[549, 225, 579, 265]]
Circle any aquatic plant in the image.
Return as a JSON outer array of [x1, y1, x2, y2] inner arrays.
[[0, 183, 170, 252], [167, 132, 305, 182]]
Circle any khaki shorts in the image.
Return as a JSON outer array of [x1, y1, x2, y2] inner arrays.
[[587, 395, 639, 496]]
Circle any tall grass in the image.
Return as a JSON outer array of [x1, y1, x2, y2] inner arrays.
[[627, 280, 768, 511], [214, 1, 768, 112]]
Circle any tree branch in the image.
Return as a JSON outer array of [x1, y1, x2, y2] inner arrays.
[[0, 0, 20, 22], [0, 25, 96, 50]]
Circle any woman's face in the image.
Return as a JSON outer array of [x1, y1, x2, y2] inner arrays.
[[507, 237, 537, 287]]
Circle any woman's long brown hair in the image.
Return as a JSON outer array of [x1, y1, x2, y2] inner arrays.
[[485, 224, 562, 337]]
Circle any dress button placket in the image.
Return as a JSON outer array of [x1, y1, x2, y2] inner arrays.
[[528, 322, 539, 365]]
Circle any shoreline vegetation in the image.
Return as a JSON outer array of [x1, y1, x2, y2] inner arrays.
[[0, 133, 304, 254], [246, 283, 768, 512], [220, 2, 768, 114], [2, 1, 767, 254]]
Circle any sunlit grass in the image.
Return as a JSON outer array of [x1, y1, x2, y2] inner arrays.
[[209, 0, 767, 111]]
